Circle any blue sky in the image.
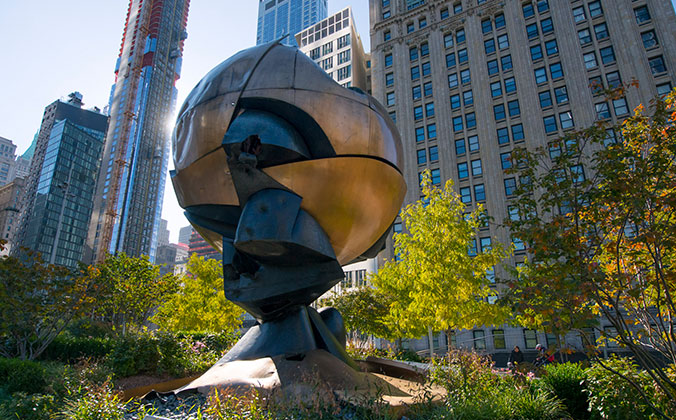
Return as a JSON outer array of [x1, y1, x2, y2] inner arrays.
[[0, 1, 370, 241]]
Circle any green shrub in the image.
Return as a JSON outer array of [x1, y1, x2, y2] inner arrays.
[[0, 392, 56, 420], [540, 362, 589, 419], [107, 332, 162, 377], [40, 335, 113, 362], [58, 381, 123, 420], [0, 358, 47, 394], [431, 349, 500, 402], [585, 356, 674, 420]]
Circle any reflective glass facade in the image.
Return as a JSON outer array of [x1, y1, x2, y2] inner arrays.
[[256, 0, 327, 46]]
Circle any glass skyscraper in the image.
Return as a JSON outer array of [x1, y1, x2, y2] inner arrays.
[[86, 0, 190, 263], [256, 0, 327, 47], [16, 94, 108, 268]]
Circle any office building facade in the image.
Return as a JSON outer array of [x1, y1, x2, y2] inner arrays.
[[257, 0, 327, 46], [178, 225, 192, 245], [0, 137, 17, 187], [15, 94, 108, 268], [296, 7, 369, 89], [87, 0, 190, 263], [369, 0, 676, 355], [0, 177, 25, 256]]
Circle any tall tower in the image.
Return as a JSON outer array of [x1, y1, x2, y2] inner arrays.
[[256, 0, 327, 47], [87, 0, 190, 263], [14, 93, 108, 267], [370, 0, 676, 353]]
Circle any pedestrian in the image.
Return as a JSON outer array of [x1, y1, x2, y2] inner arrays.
[[534, 343, 555, 366], [508, 345, 524, 369]]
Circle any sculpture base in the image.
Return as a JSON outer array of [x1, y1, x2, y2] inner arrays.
[[174, 349, 411, 402]]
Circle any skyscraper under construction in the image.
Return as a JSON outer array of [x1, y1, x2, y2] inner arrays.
[[86, 0, 190, 263]]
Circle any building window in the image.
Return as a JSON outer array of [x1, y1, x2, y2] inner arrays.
[[500, 152, 512, 170], [559, 111, 574, 129], [523, 3, 535, 18], [649, 56, 667, 75], [471, 159, 483, 176], [453, 116, 464, 131], [407, 22, 415, 33], [600, 46, 616, 65], [635, 6, 651, 24], [460, 187, 472, 204], [454, 2, 462, 14], [451, 94, 461, 109], [427, 123, 437, 139], [541, 18, 553, 34], [417, 149, 426, 165], [505, 178, 517, 195], [475, 184, 486, 201], [383, 10, 391, 19], [494, 104, 506, 121], [501, 55, 513, 71], [534, 67, 547, 83], [468, 135, 479, 152], [440, 8, 449, 19], [545, 39, 558, 56], [588, 1, 603, 18], [594, 22, 609, 40], [485, 39, 496, 55], [411, 66, 420, 80], [461, 69, 471, 84], [495, 13, 505, 28], [446, 53, 457, 69], [491, 81, 503, 98], [415, 127, 425, 142], [429, 146, 439, 162], [526, 23, 539, 39], [420, 42, 429, 57], [384, 31, 391, 41], [385, 72, 394, 86], [384, 54, 392, 67], [537, 0, 549, 13], [498, 34, 509, 49], [474, 330, 487, 350], [421, 61, 431, 77], [487, 59, 499, 75], [657, 82, 673, 96], [550, 62, 564, 79], [482, 19, 493, 34], [444, 33, 454, 48], [455, 139, 466, 155], [584, 52, 598, 69], [412, 85, 422, 100], [531, 45, 543, 61], [539, 90, 552, 108], [425, 102, 435, 117], [497, 127, 510, 144], [456, 28, 466, 43], [410, 47, 418, 62], [458, 162, 469, 179], [386, 92, 395, 106], [573, 6, 586, 23], [466, 112, 476, 129], [641, 30, 659, 49], [431, 168, 441, 184], [554, 86, 568, 104], [423, 82, 433, 97], [448, 73, 459, 88], [508, 100, 521, 117], [524, 329, 538, 349], [504, 78, 516, 95], [543, 115, 558, 133], [595, 102, 610, 120], [414, 105, 423, 120], [493, 330, 506, 349], [613, 98, 629, 116], [458, 49, 468, 64], [463, 90, 474, 106], [512, 124, 524, 141], [570, 164, 585, 183], [419, 17, 427, 28], [577, 29, 593, 45]]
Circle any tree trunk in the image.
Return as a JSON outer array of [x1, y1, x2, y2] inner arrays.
[[428, 326, 435, 358]]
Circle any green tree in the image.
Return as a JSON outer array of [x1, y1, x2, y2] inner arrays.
[[321, 286, 396, 340], [506, 86, 676, 417], [0, 243, 99, 360], [152, 254, 244, 333], [93, 253, 179, 335], [370, 171, 510, 352]]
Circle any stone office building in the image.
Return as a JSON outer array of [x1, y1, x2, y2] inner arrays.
[[368, 0, 676, 357]]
